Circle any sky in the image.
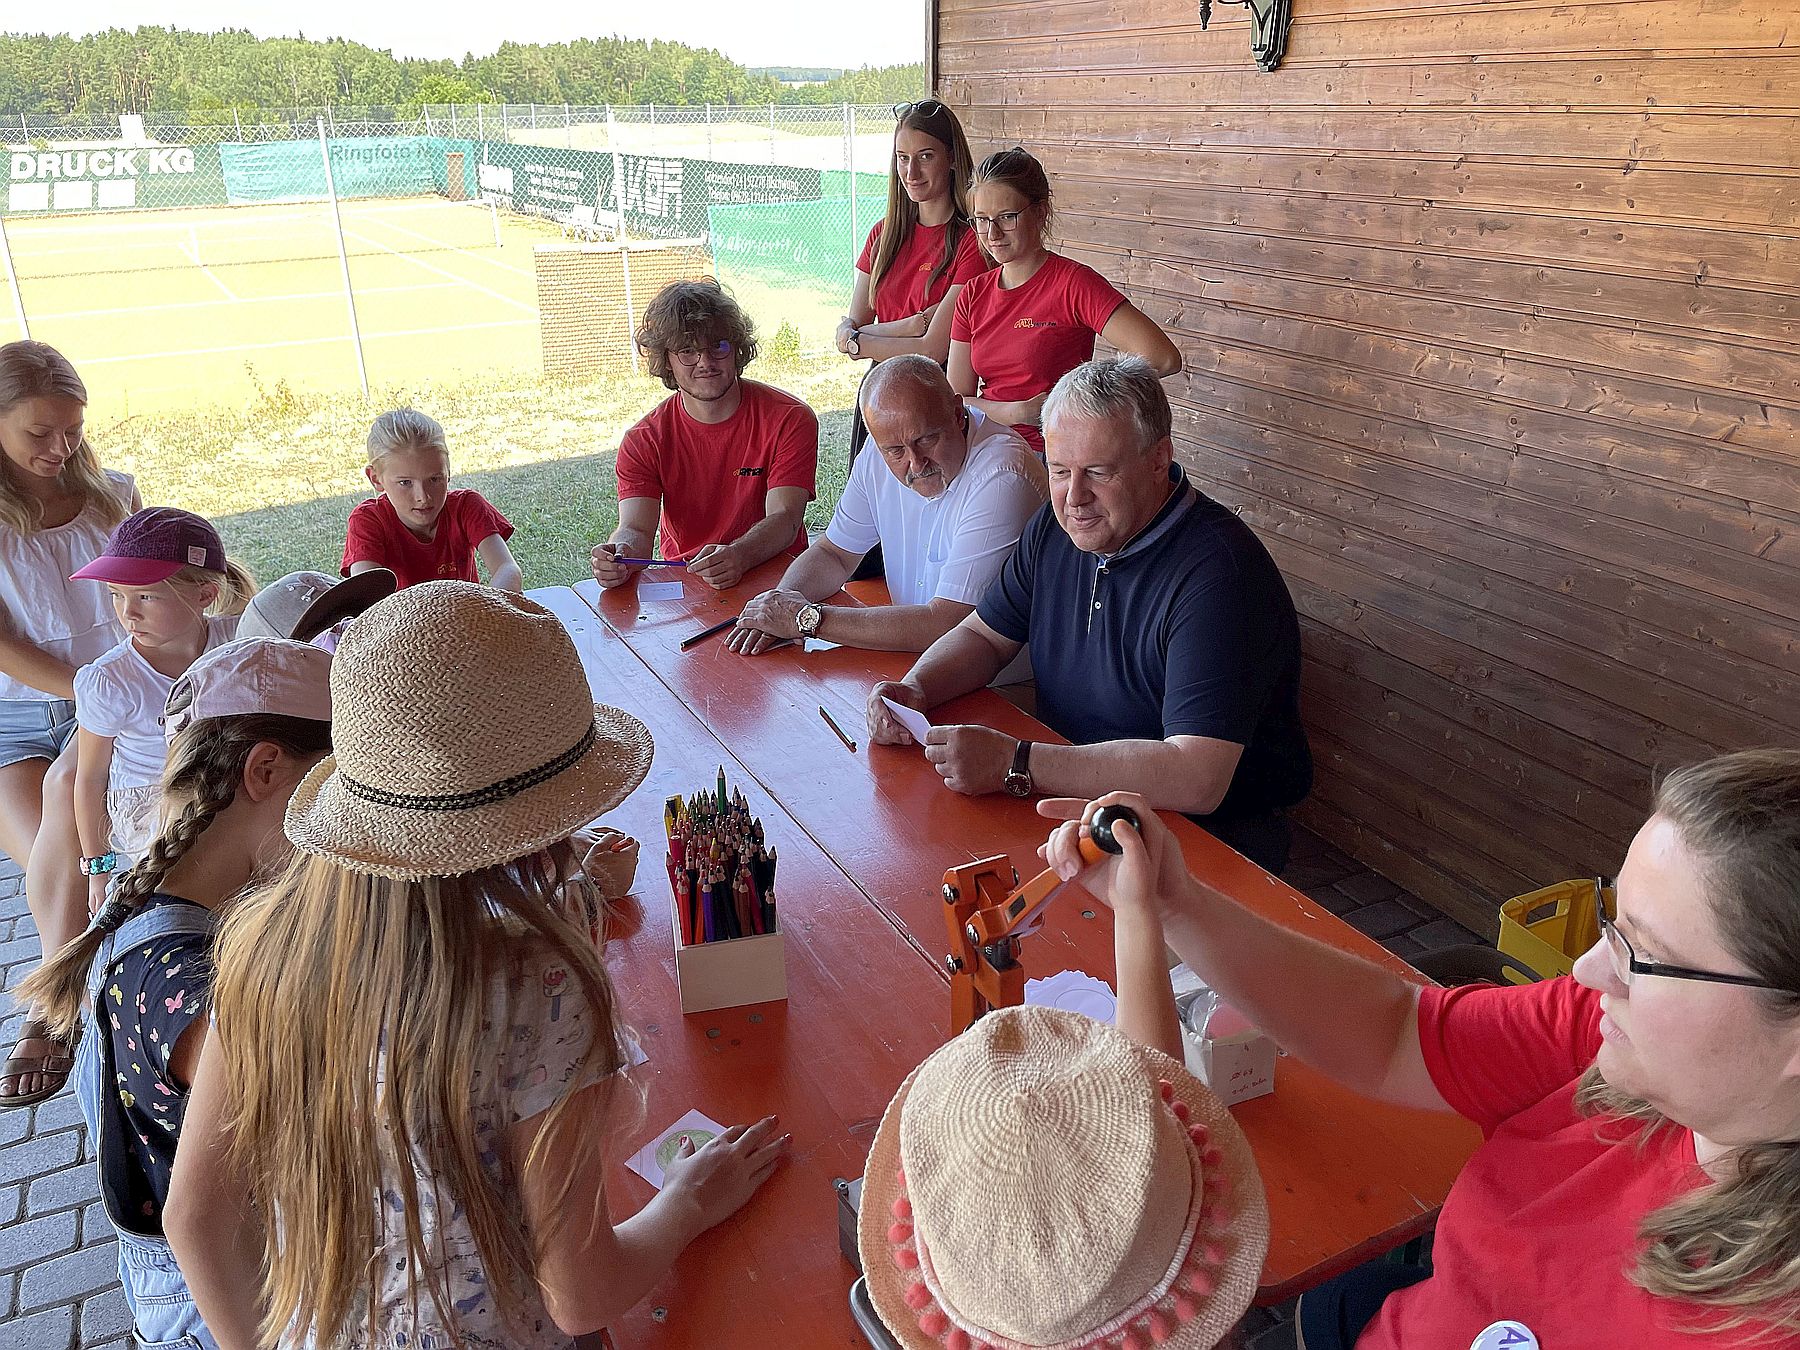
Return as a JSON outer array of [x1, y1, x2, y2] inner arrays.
[[14, 2, 925, 70]]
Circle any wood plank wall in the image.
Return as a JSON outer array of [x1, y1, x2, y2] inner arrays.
[[937, 0, 1800, 935]]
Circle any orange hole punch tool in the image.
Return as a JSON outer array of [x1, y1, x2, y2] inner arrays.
[[940, 806, 1138, 1034]]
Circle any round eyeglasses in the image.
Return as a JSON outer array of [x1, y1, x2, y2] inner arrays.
[[671, 339, 733, 368]]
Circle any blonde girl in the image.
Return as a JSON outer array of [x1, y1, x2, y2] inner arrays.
[[949, 147, 1182, 454], [0, 338, 138, 1106], [17, 637, 333, 1350], [167, 583, 787, 1349], [70, 507, 255, 913]]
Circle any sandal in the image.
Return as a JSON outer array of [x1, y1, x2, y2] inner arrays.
[[0, 1016, 77, 1108]]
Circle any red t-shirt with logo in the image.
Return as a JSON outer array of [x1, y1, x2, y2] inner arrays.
[[614, 379, 818, 562], [1358, 977, 1796, 1350], [340, 488, 512, 589], [857, 219, 991, 324], [950, 251, 1127, 452]]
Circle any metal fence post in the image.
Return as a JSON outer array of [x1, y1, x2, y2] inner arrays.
[[769, 103, 777, 164], [705, 103, 713, 160], [606, 105, 640, 374], [0, 216, 29, 342], [317, 118, 369, 397], [477, 103, 484, 142], [233, 108, 243, 139], [844, 102, 858, 240], [565, 102, 572, 149]]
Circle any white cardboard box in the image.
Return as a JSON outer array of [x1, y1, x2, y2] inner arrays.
[[1172, 964, 1278, 1107]]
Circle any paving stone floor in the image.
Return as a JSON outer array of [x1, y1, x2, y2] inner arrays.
[[0, 825, 1484, 1348]]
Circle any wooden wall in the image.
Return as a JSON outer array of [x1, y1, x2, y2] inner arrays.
[[937, 0, 1800, 935]]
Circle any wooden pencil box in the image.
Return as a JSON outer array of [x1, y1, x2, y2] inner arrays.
[[669, 893, 788, 1014]]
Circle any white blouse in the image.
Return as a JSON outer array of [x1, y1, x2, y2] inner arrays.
[[0, 471, 136, 702]]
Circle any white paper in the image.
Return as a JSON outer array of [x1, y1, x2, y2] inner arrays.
[[622, 1029, 649, 1068], [625, 1109, 728, 1190], [1024, 970, 1117, 1025], [636, 580, 684, 602], [880, 696, 933, 745]]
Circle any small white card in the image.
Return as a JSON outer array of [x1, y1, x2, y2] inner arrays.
[[626, 1109, 728, 1190], [880, 696, 933, 745], [637, 580, 684, 602]]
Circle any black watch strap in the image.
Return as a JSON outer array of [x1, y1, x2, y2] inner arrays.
[[1011, 739, 1033, 782]]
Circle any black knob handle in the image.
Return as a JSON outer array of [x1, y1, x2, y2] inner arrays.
[[1088, 805, 1141, 855]]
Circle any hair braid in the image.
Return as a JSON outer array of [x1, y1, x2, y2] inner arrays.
[[14, 712, 331, 1039]]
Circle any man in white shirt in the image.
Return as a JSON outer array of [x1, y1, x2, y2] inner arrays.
[[728, 356, 1046, 667]]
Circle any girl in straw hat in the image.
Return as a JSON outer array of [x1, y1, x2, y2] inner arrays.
[[164, 582, 788, 1350], [859, 808, 1271, 1350], [1042, 774, 1800, 1350], [16, 636, 335, 1350]]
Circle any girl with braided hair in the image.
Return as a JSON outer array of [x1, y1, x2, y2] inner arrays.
[[16, 636, 332, 1350]]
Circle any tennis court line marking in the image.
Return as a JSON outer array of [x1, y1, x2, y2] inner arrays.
[[32, 280, 472, 323], [341, 227, 536, 314], [175, 233, 240, 302], [352, 211, 536, 282], [76, 316, 536, 365]]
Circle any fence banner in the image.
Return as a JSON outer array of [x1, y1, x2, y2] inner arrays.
[[5, 143, 225, 214], [709, 196, 856, 293], [220, 137, 463, 203]]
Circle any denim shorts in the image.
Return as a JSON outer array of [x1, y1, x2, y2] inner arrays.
[[0, 697, 77, 770]]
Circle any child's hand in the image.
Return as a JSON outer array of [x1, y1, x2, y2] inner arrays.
[[1037, 793, 1183, 918], [663, 1115, 789, 1237], [590, 543, 640, 590]]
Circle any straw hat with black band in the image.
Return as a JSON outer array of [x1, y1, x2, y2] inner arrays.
[[860, 1006, 1268, 1350], [284, 582, 652, 880]]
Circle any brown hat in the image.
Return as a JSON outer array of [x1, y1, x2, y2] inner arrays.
[[284, 582, 652, 880], [860, 1007, 1268, 1350]]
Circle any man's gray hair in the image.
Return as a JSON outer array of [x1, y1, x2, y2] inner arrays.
[[1041, 357, 1173, 452], [860, 353, 958, 418]]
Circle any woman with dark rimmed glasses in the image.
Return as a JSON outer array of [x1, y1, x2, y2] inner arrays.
[[1048, 750, 1800, 1350]]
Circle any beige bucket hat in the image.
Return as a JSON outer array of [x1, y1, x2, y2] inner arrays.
[[860, 1006, 1268, 1350], [284, 582, 652, 880]]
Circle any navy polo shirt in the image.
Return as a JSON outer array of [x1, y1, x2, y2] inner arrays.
[[977, 466, 1312, 822]]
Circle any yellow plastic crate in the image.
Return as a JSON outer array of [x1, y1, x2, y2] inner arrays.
[[1497, 877, 1609, 981]]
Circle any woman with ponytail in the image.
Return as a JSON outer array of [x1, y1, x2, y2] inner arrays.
[[1045, 750, 1800, 1350], [16, 636, 333, 1350]]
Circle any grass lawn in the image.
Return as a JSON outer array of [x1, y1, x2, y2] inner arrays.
[[98, 351, 863, 590]]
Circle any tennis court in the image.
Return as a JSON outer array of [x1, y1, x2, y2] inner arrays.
[[0, 196, 575, 414]]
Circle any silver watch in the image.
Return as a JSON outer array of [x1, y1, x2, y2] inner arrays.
[[796, 603, 824, 637]]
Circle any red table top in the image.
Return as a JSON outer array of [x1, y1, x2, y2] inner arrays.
[[531, 566, 1477, 1344]]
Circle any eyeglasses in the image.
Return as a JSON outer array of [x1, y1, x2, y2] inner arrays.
[[971, 210, 1026, 235], [671, 339, 733, 367], [892, 98, 948, 120], [1592, 877, 1788, 991]]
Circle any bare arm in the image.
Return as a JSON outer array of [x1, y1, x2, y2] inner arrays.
[[835, 273, 876, 350], [0, 610, 78, 699], [1042, 794, 1450, 1112], [592, 498, 662, 589], [688, 486, 809, 592], [850, 291, 959, 365], [476, 534, 524, 593], [1031, 735, 1243, 818], [867, 613, 1021, 744], [1099, 301, 1182, 377], [731, 539, 975, 656], [165, 1036, 268, 1350], [516, 1081, 788, 1335], [73, 728, 114, 860], [1111, 868, 1185, 1061], [946, 338, 1046, 428]]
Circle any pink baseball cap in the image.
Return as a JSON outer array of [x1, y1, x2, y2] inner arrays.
[[71, 506, 226, 586], [163, 638, 333, 742]]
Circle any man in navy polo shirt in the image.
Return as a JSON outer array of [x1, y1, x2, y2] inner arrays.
[[868, 356, 1312, 872]]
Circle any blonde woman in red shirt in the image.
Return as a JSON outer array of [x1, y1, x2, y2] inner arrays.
[[950, 147, 1181, 454]]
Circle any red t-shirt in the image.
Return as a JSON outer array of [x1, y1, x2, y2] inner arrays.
[[340, 488, 512, 590], [950, 252, 1127, 452], [857, 219, 991, 325], [1359, 977, 1796, 1350], [614, 379, 818, 562]]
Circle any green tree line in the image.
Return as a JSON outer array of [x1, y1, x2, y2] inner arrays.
[[0, 27, 921, 118]]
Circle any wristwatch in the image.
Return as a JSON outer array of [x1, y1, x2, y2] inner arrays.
[[80, 852, 119, 877], [1003, 740, 1035, 798], [796, 603, 824, 637], [846, 328, 862, 357]]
